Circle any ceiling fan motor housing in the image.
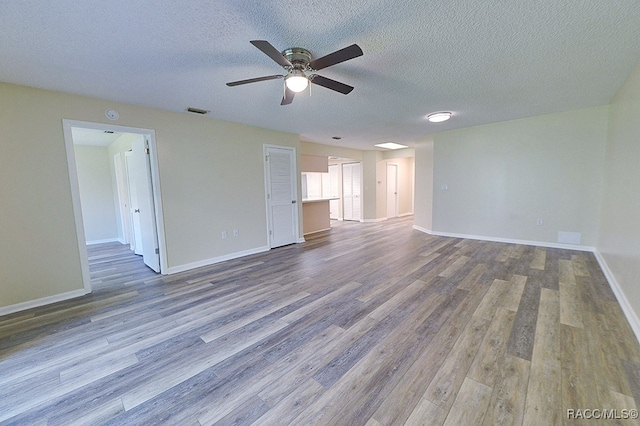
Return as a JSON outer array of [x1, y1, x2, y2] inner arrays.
[[282, 48, 312, 71]]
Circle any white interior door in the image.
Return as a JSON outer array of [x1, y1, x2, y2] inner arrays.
[[265, 145, 298, 248], [125, 151, 143, 255], [342, 162, 361, 221], [387, 163, 398, 219], [131, 138, 160, 272]]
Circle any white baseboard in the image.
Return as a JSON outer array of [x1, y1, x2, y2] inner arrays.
[[165, 245, 270, 275], [86, 238, 120, 245], [297, 237, 306, 243], [412, 225, 433, 234], [413, 227, 595, 252], [0, 289, 88, 317], [398, 212, 414, 218], [593, 251, 640, 344]]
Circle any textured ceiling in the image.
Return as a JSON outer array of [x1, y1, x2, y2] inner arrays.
[[2, 0, 640, 151]]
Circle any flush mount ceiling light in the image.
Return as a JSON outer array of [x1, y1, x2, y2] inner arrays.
[[374, 142, 408, 150], [427, 111, 452, 123], [285, 69, 309, 93]]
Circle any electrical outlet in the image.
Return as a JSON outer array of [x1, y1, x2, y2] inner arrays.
[[233, 229, 239, 237], [221, 231, 227, 239]]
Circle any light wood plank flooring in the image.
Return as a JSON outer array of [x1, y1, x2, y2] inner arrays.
[[2, 217, 640, 425]]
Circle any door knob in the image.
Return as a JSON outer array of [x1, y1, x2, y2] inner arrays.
[[134, 209, 140, 213]]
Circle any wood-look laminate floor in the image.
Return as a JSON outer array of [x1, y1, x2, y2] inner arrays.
[[2, 217, 640, 425]]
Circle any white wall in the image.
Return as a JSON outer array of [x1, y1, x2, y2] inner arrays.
[[0, 82, 300, 312], [414, 138, 434, 231], [598, 61, 640, 322], [74, 145, 119, 243], [430, 106, 608, 247]]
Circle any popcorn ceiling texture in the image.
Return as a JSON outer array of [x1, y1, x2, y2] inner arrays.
[[1, 0, 639, 149]]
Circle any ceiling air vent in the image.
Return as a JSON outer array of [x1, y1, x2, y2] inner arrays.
[[186, 107, 209, 115]]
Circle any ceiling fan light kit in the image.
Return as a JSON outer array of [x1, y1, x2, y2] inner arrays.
[[285, 70, 309, 93], [227, 40, 363, 105]]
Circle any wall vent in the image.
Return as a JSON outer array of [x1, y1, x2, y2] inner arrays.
[[557, 231, 582, 245], [186, 107, 209, 115]]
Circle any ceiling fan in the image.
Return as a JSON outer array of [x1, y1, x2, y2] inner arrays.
[[226, 40, 363, 105]]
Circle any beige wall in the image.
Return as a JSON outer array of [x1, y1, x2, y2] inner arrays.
[[74, 145, 119, 243], [1, 84, 87, 307], [0, 82, 300, 311], [430, 106, 608, 246], [598, 61, 640, 320]]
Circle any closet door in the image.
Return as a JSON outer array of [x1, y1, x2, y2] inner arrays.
[[342, 162, 361, 222]]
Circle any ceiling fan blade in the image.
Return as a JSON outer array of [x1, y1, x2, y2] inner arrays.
[[281, 87, 295, 105], [308, 44, 363, 71], [250, 40, 292, 68], [310, 75, 354, 95], [226, 75, 283, 87]]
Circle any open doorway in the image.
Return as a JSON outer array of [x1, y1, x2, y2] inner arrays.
[[63, 120, 166, 293]]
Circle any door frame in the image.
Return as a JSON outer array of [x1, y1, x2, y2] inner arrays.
[[263, 144, 301, 248], [63, 119, 167, 292]]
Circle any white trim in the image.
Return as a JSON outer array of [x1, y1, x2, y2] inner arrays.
[[86, 238, 120, 245], [412, 225, 433, 234], [62, 121, 92, 294], [0, 289, 88, 317], [593, 251, 640, 344], [398, 212, 414, 218], [63, 120, 168, 284], [412, 227, 595, 252], [165, 246, 270, 275], [297, 237, 306, 243]]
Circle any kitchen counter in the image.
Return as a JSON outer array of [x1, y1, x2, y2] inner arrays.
[[301, 198, 338, 235]]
